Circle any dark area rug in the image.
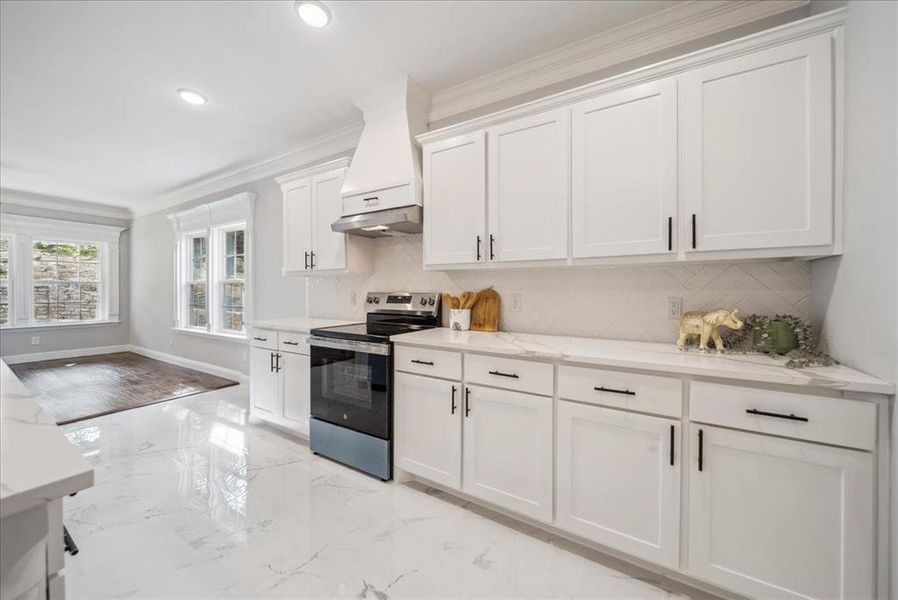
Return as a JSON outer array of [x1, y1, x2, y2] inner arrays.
[[9, 352, 239, 425]]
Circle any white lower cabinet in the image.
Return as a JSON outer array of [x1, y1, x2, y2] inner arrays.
[[688, 424, 874, 600], [250, 346, 278, 418], [462, 384, 553, 522], [279, 351, 311, 435], [394, 372, 462, 488], [250, 336, 313, 437], [556, 400, 680, 568]]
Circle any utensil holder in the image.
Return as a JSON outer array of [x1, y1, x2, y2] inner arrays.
[[449, 309, 471, 331]]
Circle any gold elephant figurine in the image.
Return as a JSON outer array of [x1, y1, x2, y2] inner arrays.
[[677, 309, 744, 352]]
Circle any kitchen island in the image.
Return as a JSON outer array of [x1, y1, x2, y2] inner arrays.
[[1, 359, 94, 600]]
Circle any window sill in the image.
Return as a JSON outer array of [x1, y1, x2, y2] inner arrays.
[[0, 320, 122, 332], [173, 327, 247, 343]]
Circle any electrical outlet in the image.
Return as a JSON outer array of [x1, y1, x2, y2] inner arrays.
[[509, 293, 523, 313], [666, 297, 683, 319], [31, 336, 40, 346], [169, 337, 174, 347]]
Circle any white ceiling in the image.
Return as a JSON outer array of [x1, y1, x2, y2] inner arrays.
[[0, 0, 683, 209]]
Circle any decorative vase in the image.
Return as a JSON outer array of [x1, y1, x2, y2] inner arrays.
[[449, 309, 471, 331], [769, 320, 798, 355]]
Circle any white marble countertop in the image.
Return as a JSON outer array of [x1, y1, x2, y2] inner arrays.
[[247, 317, 360, 334], [0, 360, 94, 518], [391, 329, 895, 396]]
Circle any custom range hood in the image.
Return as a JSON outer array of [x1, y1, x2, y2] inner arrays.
[[332, 77, 430, 238]]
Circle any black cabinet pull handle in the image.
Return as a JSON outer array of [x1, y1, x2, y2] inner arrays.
[[668, 217, 673, 252], [411, 359, 434, 366], [269, 351, 275, 372], [465, 387, 471, 417], [489, 370, 519, 379], [274, 353, 282, 373], [253, 336, 267, 342], [451, 385, 457, 414], [489, 234, 495, 260], [476, 235, 482, 261], [691, 214, 697, 249], [593, 386, 636, 396], [363, 196, 378, 203], [745, 408, 809, 422], [698, 429, 704, 472], [310, 251, 315, 270], [304, 251, 309, 270], [283, 341, 299, 346], [669, 425, 675, 466]]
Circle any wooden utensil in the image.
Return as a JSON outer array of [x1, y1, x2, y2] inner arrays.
[[442, 293, 459, 310], [470, 288, 500, 331], [461, 291, 480, 310]]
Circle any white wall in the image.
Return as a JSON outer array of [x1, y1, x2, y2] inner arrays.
[[807, 2, 898, 597], [0, 199, 130, 358], [128, 159, 344, 374]]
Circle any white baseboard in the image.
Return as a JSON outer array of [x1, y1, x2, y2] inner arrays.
[[1, 344, 131, 365], [127, 345, 248, 384]]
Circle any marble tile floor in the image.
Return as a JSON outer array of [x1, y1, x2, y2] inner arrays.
[[62, 384, 705, 599]]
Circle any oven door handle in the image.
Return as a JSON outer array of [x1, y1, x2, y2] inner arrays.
[[306, 336, 391, 356]]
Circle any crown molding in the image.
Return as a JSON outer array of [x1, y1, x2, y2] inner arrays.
[[139, 121, 364, 218], [419, 6, 844, 144], [428, 0, 809, 123], [0, 188, 132, 220]]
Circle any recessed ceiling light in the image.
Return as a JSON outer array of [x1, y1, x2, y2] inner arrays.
[[294, 1, 331, 28], [177, 89, 207, 106]]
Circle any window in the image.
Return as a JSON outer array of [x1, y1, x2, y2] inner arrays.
[[32, 241, 101, 323], [0, 214, 123, 329], [220, 228, 245, 333], [188, 235, 208, 328], [0, 236, 10, 326], [170, 193, 254, 338]]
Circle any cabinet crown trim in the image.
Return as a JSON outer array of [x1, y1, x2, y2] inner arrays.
[[418, 8, 846, 145], [275, 157, 352, 187]]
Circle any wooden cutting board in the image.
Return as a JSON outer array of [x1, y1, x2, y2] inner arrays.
[[470, 288, 500, 332]]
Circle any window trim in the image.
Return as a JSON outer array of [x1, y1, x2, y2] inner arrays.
[[169, 192, 254, 339], [0, 214, 124, 330], [0, 233, 14, 327]]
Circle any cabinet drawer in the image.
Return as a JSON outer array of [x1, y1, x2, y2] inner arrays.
[[559, 365, 682, 417], [464, 354, 553, 396], [249, 328, 277, 350], [278, 332, 309, 354], [343, 183, 413, 216], [395, 346, 461, 380], [691, 381, 876, 451]]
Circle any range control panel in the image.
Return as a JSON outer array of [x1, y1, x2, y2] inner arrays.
[[364, 291, 441, 315]]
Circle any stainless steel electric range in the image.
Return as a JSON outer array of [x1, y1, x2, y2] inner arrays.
[[307, 292, 441, 480]]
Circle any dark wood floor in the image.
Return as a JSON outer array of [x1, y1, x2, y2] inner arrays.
[[9, 352, 238, 425]]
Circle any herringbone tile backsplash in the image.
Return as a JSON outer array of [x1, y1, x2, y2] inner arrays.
[[307, 236, 809, 343]]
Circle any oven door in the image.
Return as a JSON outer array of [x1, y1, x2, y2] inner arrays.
[[308, 336, 392, 440]]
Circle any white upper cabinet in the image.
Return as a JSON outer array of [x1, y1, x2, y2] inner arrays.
[[419, 16, 842, 268], [487, 108, 570, 262], [423, 131, 486, 266], [310, 168, 348, 272], [681, 33, 834, 253], [281, 179, 313, 273], [277, 159, 372, 275], [688, 425, 874, 600], [572, 79, 677, 258]]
